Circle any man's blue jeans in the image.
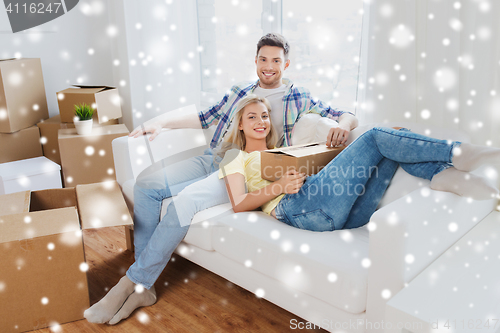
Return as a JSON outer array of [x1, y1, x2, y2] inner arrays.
[[274, 127, 461, 231], [126, 148, 229, 289]]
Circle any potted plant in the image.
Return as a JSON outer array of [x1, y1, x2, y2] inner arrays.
[[73, 103, 94, 135]]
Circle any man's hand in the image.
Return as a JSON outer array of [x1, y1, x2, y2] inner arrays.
[[129, 122, 162, 141], [276, 170, 307, 194], [326, 125, 350, 147]]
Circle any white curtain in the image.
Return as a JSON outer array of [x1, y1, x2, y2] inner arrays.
[[360, 0, 500, 148], [362, 2, 500, 326]]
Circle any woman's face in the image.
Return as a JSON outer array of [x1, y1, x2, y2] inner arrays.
[[238, 102, 271, 141]]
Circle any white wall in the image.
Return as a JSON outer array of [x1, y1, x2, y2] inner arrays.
[[0, 0, 117, 121], [0, 0, 203, 132]]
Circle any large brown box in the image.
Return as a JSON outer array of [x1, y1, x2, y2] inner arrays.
[[261, 142, 345, 181], [0, 58, 49, 133], [37, 114, 119, 165], [56, 85, 122, 124], [0, 181, 133, 333], [58, 124, 129, 186], [0, 125, 43, 163]]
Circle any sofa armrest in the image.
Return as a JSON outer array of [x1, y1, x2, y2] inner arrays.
[[365, 187, 496, 330], [112, 127, 215, 187], [112, 135, 134, 187]]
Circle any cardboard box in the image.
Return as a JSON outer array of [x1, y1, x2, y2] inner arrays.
[[0, 58, 49, 133], [58, 124, 129, 186], [0, 156, 62, 195], [56, 85, 122, 124], [261, 142, 345, 181], [37, 114, 119, 165], [0, 181, 133, 332], [0, 125, 43, 163]]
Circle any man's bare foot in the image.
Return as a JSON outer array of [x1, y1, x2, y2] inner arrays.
[[108, 285, 157, 325], [83, 275, 136, 324]]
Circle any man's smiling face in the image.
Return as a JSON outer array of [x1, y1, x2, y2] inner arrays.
[[255, 45, 290, 89]]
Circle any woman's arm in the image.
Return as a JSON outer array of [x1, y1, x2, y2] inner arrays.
[[224, 170, 306, 213]]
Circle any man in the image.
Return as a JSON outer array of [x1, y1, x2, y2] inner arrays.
[[84, 33, 358, 325]]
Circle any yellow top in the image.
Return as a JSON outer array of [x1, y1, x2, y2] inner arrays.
[[218, 149, 284, 215]]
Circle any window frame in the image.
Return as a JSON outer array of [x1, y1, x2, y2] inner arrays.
[[197, 0, 369, 116]]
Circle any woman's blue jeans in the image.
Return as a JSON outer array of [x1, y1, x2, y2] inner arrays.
[[274, 127, 461, 231]]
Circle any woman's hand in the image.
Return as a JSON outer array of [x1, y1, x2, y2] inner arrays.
[[129, 122, 163, 141], [276, 170, 307, 194]]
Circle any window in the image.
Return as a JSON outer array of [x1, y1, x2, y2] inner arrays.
[[282, 1, 364, 113], [197, 0, 263, 94], [197, 0, 366, 113]]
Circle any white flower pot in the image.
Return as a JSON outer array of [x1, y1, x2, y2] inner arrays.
[[74, 119, 93, 135]]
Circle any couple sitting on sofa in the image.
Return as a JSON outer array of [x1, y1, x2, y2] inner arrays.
[[84, 33, 500, 326]]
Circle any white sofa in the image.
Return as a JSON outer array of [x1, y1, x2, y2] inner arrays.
[[111, 115, 497, 333]]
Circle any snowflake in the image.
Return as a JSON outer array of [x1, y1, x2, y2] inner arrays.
[[381, 289, 391, 299], [327, 272, 338, 283]]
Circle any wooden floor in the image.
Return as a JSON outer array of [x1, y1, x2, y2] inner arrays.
[[33, 226, 325, 333]]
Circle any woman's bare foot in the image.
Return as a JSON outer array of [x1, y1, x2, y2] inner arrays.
[[452, 143, 500, 172], [430, 167, 499, 200]]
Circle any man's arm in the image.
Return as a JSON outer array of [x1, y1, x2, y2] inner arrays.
[[129, 92, 230, 141], [129, 109, 202, 141], [338, 112, 359, 130], [327, 112, 359, 147], [293, 87, 359, 147], [150, 110, 201, 129]]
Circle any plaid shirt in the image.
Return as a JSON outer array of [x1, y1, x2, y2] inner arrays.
[[198, 78, 353, 148]]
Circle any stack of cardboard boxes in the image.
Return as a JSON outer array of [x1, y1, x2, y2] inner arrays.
[[0, 58, 133, 332], [0, 58, 130, 192], [39, 85, 129, 186], [0, 58, 48, 163], [0, 58, 62, 195]]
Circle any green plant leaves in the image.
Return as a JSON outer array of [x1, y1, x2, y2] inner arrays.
[[74, 103, 94, 121]]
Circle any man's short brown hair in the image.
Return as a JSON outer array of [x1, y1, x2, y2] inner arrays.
[[256, 33, 290, 59]]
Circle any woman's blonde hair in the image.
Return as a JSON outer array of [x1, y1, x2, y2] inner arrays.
[[223, 94, 278, 151]]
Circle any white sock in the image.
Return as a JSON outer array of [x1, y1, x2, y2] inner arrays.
[[84, 275, 136, 324], [430, 167, 499, 200], [108, 286, 157, 325], [452, 143, 500, 172]]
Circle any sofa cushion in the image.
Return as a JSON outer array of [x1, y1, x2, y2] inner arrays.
[[122, 178, 229, 252], [211, 211, 370, 314], [161, 202, 232, 252], [291, 114, 325, 145]]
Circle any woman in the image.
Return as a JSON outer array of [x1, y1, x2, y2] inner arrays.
[[219, 95, 499, 231]]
